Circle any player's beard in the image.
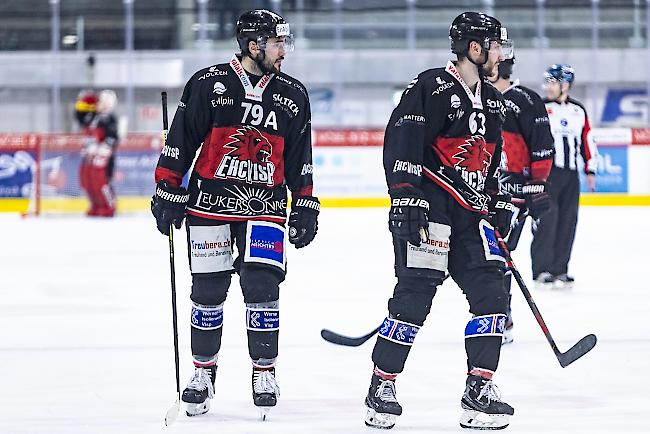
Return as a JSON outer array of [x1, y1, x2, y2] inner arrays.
[[255, 52, 282, 75], [481, 60, 499, 78]]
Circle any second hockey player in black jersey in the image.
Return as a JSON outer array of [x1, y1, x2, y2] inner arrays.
[[487, 56, 555, 344], [151, 9, 319, 420], [363, 12, 516, 431]]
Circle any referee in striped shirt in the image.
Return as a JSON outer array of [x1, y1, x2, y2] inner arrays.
[[531, 64, 598, 288]]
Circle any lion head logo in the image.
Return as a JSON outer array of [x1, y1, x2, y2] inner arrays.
[[452, 135, 492, 174], [224, 126, 272, 164]]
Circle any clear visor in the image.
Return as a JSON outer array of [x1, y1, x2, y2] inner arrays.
[[487, 39, 513, 60], [499, 39, 514, 60], [257, 34, 295, 52]]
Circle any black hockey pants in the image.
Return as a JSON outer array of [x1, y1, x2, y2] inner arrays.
[[530, 166, 580, 278]]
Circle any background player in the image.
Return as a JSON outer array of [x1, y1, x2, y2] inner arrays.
[[76, 89, 119, 217], [150, 9, 319, 419], [363, 12, 516, 431], [531, 64, 598, 288], [487, 55, 555, 343]]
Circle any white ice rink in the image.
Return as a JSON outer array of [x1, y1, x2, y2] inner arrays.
[[1, 207, 648, 434]]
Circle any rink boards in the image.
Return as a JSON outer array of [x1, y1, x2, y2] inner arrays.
[[2, 128, 650, 213]]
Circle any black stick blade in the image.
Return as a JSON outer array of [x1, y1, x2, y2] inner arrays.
[[559, 334, 597, 368], [320, 327, 379, 347]]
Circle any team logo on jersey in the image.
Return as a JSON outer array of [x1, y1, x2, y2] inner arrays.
[[450, 94, 461, 109], [213, 82, 227, 94], [214, 126, 276, 186], [452, 136, 493, 190]]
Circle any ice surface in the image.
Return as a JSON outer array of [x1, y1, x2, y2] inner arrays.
[[1, 207, 648, 433]]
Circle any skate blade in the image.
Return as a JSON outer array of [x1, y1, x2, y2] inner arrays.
[[185, 400, 210, 417], [501, 330, 514, 346], [259, 407, 271, 421], [365, 408, 397, 429], [553, 281, 574, 290], [460, 409, 510, 430]]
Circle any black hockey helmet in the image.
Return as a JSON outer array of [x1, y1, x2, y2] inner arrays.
[[236, 9, 294, 54], [449, 12, 512, 60]]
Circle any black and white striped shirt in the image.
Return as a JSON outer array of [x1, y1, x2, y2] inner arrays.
[[544, 98, 598, 174]]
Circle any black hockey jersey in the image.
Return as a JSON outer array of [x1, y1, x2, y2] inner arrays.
[[384, 61, 506, 213], [155, 54, 313, 223], [498, 80, 554, 198]]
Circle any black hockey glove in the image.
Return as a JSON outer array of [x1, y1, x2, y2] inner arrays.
[[388, 185, 429, 246], [487, 193, 516, 239], [288, 196, 320, 249], [522, 180, 551, 219], [151, 180, 189, 236]]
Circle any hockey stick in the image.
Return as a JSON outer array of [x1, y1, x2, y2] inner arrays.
[[321, 274, 449, 347], [321, 326, 381, 347], [494, 228, 597, 368], [160, 92, 181, 426]]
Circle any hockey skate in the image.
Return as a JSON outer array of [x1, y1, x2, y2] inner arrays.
[[252, 367, 280, 421], [554, 273, 575, 290], [182, 365, 216, 417], [460, 375, 514, 430], [364, 372, 402, 429], [534, 272, 555, 290], [501, 317, 514, 345]]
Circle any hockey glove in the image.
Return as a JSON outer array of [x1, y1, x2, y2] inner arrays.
[[151, 180, 189, 236], [288, 196, 320, 248], [522, 180, 551, 219], [388, 185, 429, 246], [487, 193, 516, 238]]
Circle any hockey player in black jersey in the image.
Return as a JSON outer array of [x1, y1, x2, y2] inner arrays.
[[364, 12, 516, 430], [151, 9, 319, 419], [487, 56, 555, 344]]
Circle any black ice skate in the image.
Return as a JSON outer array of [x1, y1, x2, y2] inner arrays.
[[554, 273, 575, 289], [460, 375, 514, 430], [364, 372, 402, 429], [181, 365, 216, 417], [534, 272, 555, 290], [252, 366, 280, 420]]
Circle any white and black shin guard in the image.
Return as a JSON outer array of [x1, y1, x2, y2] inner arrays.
[[245, 300, 280, 362]]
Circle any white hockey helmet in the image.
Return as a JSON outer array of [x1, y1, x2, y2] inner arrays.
[[97, 89, 117, 114]]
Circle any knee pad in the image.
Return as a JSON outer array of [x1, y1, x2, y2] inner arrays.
[[240, 265, 282, 304], [191, 273, 231, 306], [245, 300, 279, 332], [465, 314, 507, 339], [191, 301, 224, 331], [378, 317, 420, 346]]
